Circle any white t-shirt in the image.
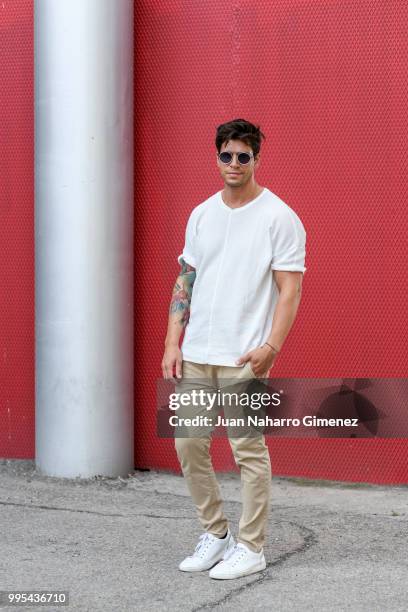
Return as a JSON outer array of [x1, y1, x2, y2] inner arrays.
[[177, 187, 307, 367]]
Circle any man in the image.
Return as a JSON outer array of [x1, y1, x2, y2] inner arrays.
[[161, 118, 307, 579]]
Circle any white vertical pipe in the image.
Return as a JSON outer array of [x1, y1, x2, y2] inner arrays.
[[34, 0, 134, 477]]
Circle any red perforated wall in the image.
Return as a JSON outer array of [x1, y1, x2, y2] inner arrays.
[[134, 0, 408, 484], [1, 1, 407, 483], [0, 0, 34, 458]]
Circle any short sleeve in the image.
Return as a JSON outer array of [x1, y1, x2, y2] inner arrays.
[[177, 209, 197, 268], [270, 209, 307, 274]]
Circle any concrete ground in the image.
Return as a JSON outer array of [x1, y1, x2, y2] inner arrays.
[[0, 459, 407, 612]]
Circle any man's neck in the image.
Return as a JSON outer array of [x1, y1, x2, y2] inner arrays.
[[221, 182, 264, 209]]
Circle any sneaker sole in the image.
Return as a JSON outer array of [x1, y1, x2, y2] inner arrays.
[[209, 559, 266, 580], [179, 559, 221, 572]]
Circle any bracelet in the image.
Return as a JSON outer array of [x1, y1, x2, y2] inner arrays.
[[264, 342, 280, 353]]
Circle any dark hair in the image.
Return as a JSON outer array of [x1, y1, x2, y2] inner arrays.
[[215, 118, 266, 158]]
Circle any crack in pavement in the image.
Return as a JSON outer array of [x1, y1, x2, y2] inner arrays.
[[191, 520, 318, 611], [0, 500, 192, 520]]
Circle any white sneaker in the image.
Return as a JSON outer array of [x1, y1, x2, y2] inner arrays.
[[178, 529, 235, 572], [209, 542, 266, 579]]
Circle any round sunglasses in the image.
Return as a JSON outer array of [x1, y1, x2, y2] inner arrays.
[[217, 151, 254, 165]]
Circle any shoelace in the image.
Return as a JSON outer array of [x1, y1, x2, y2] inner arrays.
[[193, 532, 213, 558], [222, 544, 248, 566]]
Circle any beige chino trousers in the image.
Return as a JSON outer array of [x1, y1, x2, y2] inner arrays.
[[174, 359, 272, 553]]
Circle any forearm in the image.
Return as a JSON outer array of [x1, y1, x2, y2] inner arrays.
[[164, 258, 196, 347], [266, 289, 302, 352]]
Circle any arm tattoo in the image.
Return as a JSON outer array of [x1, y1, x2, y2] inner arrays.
[[169, 257, 196, 327]]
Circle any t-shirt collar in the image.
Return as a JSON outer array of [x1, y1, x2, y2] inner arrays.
[[217, 187, 268, 212]]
